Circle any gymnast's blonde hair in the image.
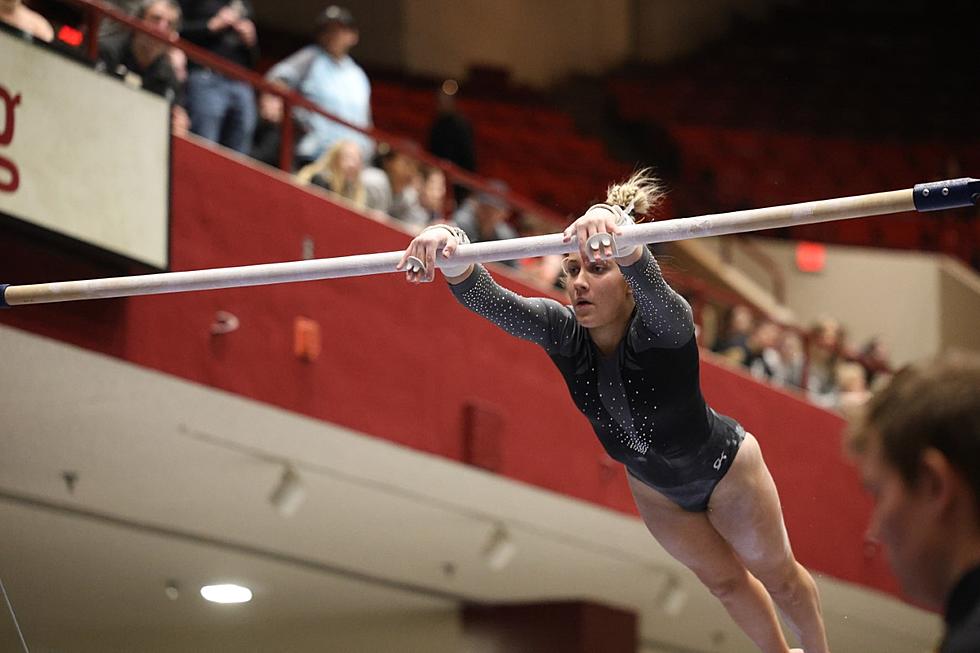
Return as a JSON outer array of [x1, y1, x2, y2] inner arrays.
[[604, 168, 665, 217]]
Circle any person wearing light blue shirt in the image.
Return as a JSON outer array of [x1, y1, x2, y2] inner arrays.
[[262, 5, 373, 165]]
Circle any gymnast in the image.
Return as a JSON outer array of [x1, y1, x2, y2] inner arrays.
[[398, 171, 829, 653]]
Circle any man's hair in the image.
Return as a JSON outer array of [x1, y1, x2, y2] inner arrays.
[[134, 0, 181, 26], [849, 351, 980, 503]]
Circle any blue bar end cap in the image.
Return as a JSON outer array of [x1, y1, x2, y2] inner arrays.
[[913, 178, 980, 212], [0, 284, 9, 309]]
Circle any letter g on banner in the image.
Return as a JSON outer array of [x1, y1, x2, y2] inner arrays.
[[0, 84, 22, 193]]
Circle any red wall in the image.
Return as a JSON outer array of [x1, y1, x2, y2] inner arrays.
[[0, 137, 898, 597]]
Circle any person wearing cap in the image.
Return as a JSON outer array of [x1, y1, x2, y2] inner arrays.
[[261, 4, 372, 166]]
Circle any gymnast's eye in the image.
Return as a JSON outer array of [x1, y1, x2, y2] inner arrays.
[[586, 261, 610, 275], [562, 261, 580, 277]]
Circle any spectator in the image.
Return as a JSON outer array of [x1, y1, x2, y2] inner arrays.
[[418, 165, 449, 223], [711, 304, 754, 364], [360, 144, 429, 227], [98, 0, 189, 136], [847, 353, 980, 652], [453, 180, 515, 243], [428, 79, 475, 205], [744, 319, 783, 382], [860, 336, 892, 388], [296, 138, 366, 208], [516, 212, 563, 290], [0, 0, 53, 41], [250, 78, 289, 167], [806, 316, 842, 408], [179, 0, 259, 153], [262, 5, 372, 166], [835, 361, 870, 416], [777, 329, 805, 388]]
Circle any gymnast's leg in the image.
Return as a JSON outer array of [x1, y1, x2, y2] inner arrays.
[[628, 474, 794, 653], [708, 433, 829, 653]]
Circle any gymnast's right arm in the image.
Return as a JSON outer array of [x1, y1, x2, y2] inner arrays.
[[397, 225, 573, 354]]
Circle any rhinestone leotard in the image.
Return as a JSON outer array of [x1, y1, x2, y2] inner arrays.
[[450, 248, 744, 511]]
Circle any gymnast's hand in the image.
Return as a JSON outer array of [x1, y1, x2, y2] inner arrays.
[[562, 206, 623, 263], [396, 224, 472, 284], [563, 204, 643, 265]]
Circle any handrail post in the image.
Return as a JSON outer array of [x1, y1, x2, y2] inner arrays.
[[278, 96, 294, 172], [85, 6, 101, 62]]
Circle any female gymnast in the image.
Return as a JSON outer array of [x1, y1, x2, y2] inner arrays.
[[397, 172, 829, 653]]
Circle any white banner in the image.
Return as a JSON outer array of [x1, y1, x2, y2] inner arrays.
[[0, 30, 170, 269]]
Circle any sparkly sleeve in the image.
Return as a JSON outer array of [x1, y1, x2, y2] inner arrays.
[[449, 265, 575, 355], [619, 248, 695, 350]]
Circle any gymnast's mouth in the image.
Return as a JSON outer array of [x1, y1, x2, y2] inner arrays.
[[574, 299, 593, 307]]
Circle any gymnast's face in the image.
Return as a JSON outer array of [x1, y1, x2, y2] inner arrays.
[[563, 253, 633, 329], [859, 434, 947, 608]]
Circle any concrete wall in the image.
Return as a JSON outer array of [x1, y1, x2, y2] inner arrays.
[[632, 0, 772, 63], [713, 237, 980, 366], [402, 0, 631, 86], [251, 0, 780, 86], [940, 258, 980, 355]]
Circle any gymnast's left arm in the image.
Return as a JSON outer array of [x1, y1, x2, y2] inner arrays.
[[617, 247, 695, 349]]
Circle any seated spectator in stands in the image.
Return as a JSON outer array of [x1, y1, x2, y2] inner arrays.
[[179, 0, 259, 153], [777, 329, 805, 389], [361, 143, 429, 227], [262, 5, 372, 166], [836, 361, 871, 417], [249, 78, 291, 167], [98, 0, 189, 136], [516, 212, 563, 290], [744, 319, 783, 382], [418, 165, 449, 223], [451, 181, 517, 266], [806, 316, 843, 408], [711, 304, 754, 364], [860, 336, 891, 388], [0, 0, 53, 41], [429, 79, 475, 205], [295, 138, 366, 208]]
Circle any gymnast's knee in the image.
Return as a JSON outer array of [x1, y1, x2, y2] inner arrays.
[[701, 567, 752, 603], [760, 561, 814, 606]]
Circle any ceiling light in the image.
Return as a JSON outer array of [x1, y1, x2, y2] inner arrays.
[[482, 525, 516, 571], [200, 584, 252, 604], [269, 465, 305, 517]]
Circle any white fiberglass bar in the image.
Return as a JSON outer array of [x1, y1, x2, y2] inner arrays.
[[3, 179, 976, 307]]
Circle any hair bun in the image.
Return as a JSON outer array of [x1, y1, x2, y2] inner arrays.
[[605, 168, 664, 216]]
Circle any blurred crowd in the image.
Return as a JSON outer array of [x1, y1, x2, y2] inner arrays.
[[708, 304, 892, 412], [3, 0, 891, 411], [5, 0, 565, 279]]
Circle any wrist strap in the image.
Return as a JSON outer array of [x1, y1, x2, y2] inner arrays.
[[422, 223, 471, 244], [586, 202, 635, 226]]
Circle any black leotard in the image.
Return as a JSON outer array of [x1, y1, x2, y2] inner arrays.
[[450, 248, 745, 511]]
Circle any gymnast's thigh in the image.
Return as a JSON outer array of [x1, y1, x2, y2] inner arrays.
[[627, 472, 745, 579]]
